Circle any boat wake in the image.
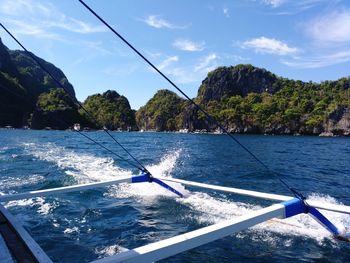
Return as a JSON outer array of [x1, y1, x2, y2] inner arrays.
[[16, 142, 350, 247]]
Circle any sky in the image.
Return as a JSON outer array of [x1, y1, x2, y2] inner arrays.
[[0, 0, 350, 109]]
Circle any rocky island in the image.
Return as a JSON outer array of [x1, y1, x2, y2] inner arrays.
[[1, 38, 349, 136]]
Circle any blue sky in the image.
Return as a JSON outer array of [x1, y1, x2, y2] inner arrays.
[[1, 0, 350, 109]]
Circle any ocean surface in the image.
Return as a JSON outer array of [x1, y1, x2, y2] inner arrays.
[[0, 129, 349, 262]]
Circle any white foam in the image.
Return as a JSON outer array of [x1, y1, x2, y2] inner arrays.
[[23, 142, 350, 244], [179, 191, 350, 245], [0, 174, 45, 189], [5, 197, 57, 215], [63, 226, 80, 234], [107, 150, 190, 201], [95, 245, 128, 258], [24, 142, 132, 184]]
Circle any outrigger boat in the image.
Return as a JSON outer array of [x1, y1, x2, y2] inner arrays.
[[0, 0, 349, 262], [0, 171, 349, 262]]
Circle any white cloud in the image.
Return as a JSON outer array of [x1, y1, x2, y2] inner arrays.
[[0, 0, 106, 39], [0, 0, 56, 17], [262, 0, 329, 14], [282, 50, 350, 68], [306, 9, 350, 44], [2, 18, 62, 39], [154, 53, 219, 84], [241, 36, 300, 55], [173, 39, 205, 52], [194, 53, 218, 72], [47, 18, 107, 34], [263, 0, 287, 8], [223, 7, 230, 18], [283, 8, 350, 68], [157, 56, 179, 70], [142, 15, 187, 29]]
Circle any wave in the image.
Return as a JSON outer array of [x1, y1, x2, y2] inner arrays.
[[0, 174, 45, 190], [5, 196, 58, 216], [22, 142, 350, 248], [24, 142, 132, 183]]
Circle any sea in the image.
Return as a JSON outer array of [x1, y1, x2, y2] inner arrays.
[[0, 129, 349, 262]]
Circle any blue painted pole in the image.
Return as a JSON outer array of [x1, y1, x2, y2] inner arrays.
[[282, 198, 341, 237], [131, 172, 184, 198]]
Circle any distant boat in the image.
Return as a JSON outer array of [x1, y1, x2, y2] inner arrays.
[[213, 128, 223, 134], [73, 123, 81, 131], [178, 128, 189, 133]]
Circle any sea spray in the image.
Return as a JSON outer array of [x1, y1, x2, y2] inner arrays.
[[23, 142, 350, 245]]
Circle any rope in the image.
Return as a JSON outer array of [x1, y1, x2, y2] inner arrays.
[[0, 22, 149, 173], [77, 0, 305, 199]]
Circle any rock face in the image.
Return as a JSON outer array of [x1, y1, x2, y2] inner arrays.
[[197, 64, 278, 103], [0, 37, 76, 127], [183, 65, 350, 135], [325, 106, 350, 135]]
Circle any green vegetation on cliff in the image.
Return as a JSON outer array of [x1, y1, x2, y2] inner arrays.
[[82, 90, 135, 130], [0, 37, 75, 128], [197, 66, 350, 134], [136, 90, 185, 131], [136, 65, 350, 135], [1, 32, 349, 136], [31, 88, 82, 130]]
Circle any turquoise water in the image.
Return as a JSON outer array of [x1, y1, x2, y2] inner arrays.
[[0, 129, 349, 262]]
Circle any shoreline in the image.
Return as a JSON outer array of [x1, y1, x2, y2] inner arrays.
[[1, 127, 349, 137]]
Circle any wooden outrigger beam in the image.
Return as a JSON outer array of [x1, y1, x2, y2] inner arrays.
[[92, 196, 349, 263], [158, 177, 350, 215], [0, 176, 133, 203], [92, 203, 287, 263], [0, 175, 349, 215]]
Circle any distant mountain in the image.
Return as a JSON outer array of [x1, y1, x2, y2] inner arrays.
[[136, 64, 350, 136], [0, 37, 75, 127], [194, 64, 350, 135]]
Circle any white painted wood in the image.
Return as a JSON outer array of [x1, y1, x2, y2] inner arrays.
[[158, 176, 292, 201], [159, 177, 350, 215], [0, 235, 14, 263], [92, 204, 286, 263], [0, 205, 52, 263], [1, 175, 348, 215], [0, 176, 132, 202]]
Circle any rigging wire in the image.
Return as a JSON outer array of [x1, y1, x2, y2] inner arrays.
[[77, 0, 305, 199], [0, 22, 148, 172]]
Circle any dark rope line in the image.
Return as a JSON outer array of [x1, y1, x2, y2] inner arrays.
[[0, 22, 149, 173], [0, 82, 142, 169], [75, 130, 143, 168], [77, 0, 304, 198], [104, 129, 148, 172]]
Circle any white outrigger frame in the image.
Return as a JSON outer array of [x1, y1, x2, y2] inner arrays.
[[0, 172, 349, 263]]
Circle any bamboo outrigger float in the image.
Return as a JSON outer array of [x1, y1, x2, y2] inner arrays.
[[0, 172, 349, 262]]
